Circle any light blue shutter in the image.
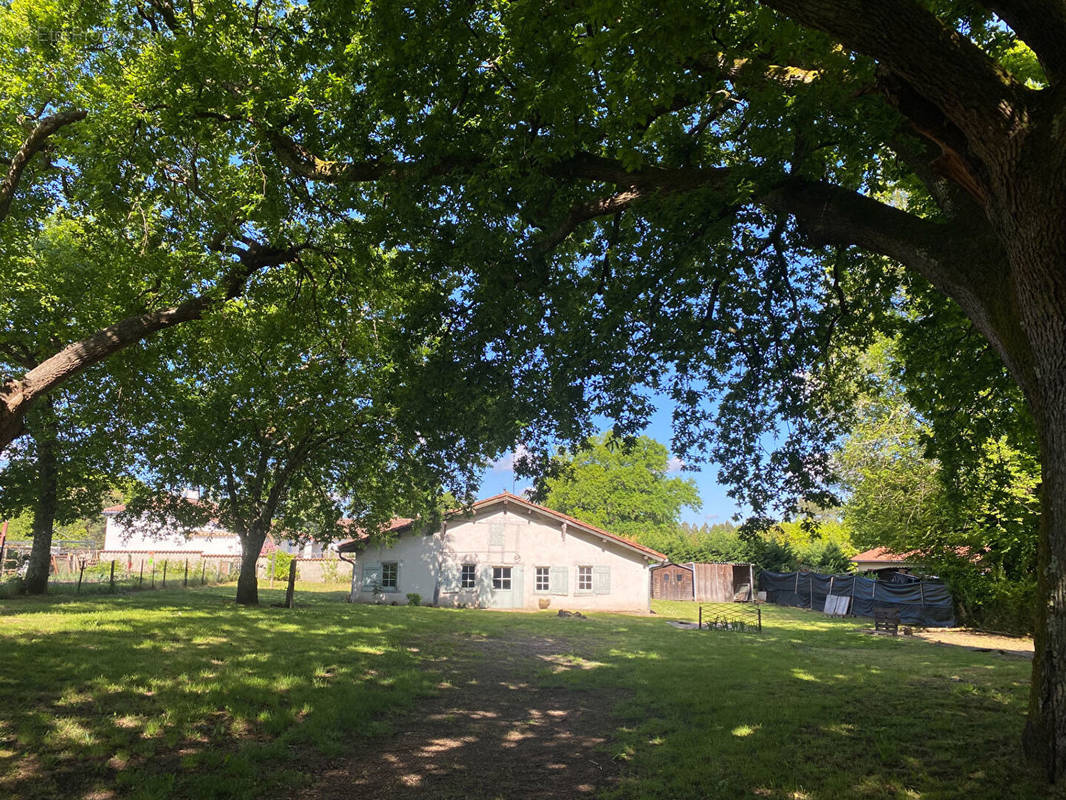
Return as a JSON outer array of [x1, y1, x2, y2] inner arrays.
[[594, 566, 611, 595], [439, 562, 459, 592], [361, 562, 381, 590], [512, 566, 524, 607], [550, 566, 569, 596]]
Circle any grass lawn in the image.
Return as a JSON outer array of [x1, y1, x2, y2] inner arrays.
[[0, 585, 1051, 799]]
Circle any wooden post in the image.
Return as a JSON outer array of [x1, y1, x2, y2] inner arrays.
[[162, 561, 167, 588], [201, 561, 206, 585], [698, 605, 702, 631], [0, 520, 8, 578], [150, 562, 155, 588], [757, 606, 762, 632], [77, 561, 85, 593], [749, 563, 755, 603], [139, 561, 144, 588], [284, 558, 297, 609], [183, 559, 189, 587], [109, 560, 116, 593]]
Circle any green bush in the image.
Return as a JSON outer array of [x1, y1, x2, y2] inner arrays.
[[272, 551, 296, 581], [406, 593, 421, 606]]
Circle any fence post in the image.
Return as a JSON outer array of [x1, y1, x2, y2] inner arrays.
[[151, 562, 156, 588], [698, 605, 702, 631], [139, 561, 144, 588], [757, 606, 762, 632], [184, 559, 189, 588], [162, 561, 167, 588], [284, 559, 297, 608], [201, 561, 206, 585], [109, 560, 116, 593], [77, 561, 85, 593]]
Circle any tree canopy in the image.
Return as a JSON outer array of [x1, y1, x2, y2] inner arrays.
[[537, 433, 700, 539], [3, 0, 1066, 778]]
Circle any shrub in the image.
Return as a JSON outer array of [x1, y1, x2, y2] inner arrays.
[[406, 593, 421, 606], [273, 551, 295, 581]]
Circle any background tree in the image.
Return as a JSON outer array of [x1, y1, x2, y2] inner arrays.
[[536, 433, 701, 540], [218, 2, 1066, 769], [119, 249, 527, 605], [837, 335, 1039, 631]]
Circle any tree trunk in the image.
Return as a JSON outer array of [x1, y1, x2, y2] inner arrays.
[[235, 529, 267, 606], [1019, 268, 1066, 780], [23, 403, 59, 595]]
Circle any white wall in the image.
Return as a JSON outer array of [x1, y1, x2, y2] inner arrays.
[[348, 505, 655, 611], [103, 513, 242, 556]]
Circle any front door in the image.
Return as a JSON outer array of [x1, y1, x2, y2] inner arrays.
[[488, 565, 523, 608]]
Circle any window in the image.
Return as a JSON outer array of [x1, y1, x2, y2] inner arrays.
[[492, 566, 512, 590], [578, 565, 593, 592], [461, 564, 476, 589], [381, 562, 398, 589], [535, 567, 550, 592], [677, 574, 684, 583]]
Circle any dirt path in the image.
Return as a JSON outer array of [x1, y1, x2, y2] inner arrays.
[[301, 633, 624, 800]]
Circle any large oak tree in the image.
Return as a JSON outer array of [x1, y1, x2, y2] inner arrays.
[[5, 0, 1066, 779], [175, 0, 1062, 776]]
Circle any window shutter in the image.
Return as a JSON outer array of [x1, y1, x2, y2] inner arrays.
[[594, 566, 611, 595], [361, 563, 381, 590], [439, 562, 458, 592], [550, 566, 569, 596]]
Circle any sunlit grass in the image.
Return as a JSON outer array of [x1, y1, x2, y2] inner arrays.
[[0, 587, 1050, 799]]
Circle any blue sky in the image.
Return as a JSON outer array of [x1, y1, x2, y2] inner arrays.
[[476, 393, 744, 526]]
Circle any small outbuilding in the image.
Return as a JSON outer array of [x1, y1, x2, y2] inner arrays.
[[650, 562, 756, 602]]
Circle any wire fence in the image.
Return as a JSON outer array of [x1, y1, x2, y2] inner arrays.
[[698, 602, 763, 632], [0, 554, 243, 597]]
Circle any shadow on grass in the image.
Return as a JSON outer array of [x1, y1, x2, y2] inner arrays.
[[0, 591, 1052, 800], [0, 587, 435, 800]]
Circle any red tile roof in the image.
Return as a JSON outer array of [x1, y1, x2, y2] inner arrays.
[[337, 492, 666, 561], [851, 547, 912, 564], [103, 504, 126, 514], [852, 545, 978, 565]]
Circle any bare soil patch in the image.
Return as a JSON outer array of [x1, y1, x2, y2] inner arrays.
[[910, 628, 1034, 658], [300, 632, 624, 800]]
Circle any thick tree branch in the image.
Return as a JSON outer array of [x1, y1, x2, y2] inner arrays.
[[0, 242, 301, 451], [267, 130, 480, 183], [0, 109, 87, 222], [984, 0, 1066, 84], [760, 0, 1027, 160], [762, 179, 1034, 391]]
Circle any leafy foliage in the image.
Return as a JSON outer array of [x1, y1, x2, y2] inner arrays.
[[836, 336, 1039, 631], [537, 433, 700, 538]]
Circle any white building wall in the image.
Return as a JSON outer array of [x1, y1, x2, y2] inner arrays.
[[103, 513, 242, 556], [349, 505, 655, 611]]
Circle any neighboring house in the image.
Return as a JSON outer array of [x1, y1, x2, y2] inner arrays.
[[338, 492, 667, 611], [101, 504, 332, 558], [650, 562, 756, 602], [850, 547, 916, 580]]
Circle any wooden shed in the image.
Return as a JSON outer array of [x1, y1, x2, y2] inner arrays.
[[651, 562, 756, 602], [651, 563, 694, 601]]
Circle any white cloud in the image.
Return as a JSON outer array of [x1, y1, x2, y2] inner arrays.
[[490, 444, 530, 473], [666, 456, 685, 473]]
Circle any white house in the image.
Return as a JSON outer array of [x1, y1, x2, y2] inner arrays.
[[101, 504, 332, 558], [338, 492, 667, 612], [102, 503, 243, 556]]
